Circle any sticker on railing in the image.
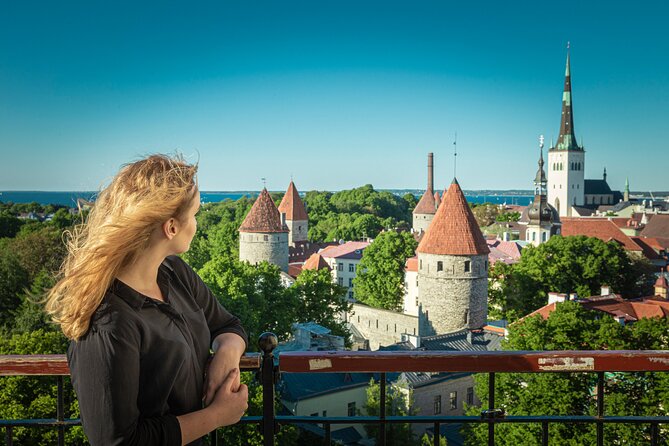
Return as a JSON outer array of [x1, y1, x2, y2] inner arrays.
[[649, 357, 669, 365], [538, 357, 594, 371], [309, 359, 332, 370]]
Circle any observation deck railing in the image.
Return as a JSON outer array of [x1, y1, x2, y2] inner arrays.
[[2, 333, 669, 446]]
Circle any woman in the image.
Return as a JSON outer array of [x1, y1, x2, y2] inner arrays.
[[46, 154, 248, 445]]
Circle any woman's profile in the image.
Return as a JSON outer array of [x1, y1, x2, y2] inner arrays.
[[46, 154, 248, 445]]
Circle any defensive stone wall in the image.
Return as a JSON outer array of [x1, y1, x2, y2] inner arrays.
[[417, 253, 488, 335], [239, 231, 289, 272], [348, 303, 419, 350]]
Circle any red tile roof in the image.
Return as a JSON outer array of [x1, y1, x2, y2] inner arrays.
[[656, 274, 668, 290], [641, 214, 669, 242], [561, 218, 643, 252], [631, 237, 660, 260], [524, 295, 669, 323], [413, 188, 437, 214], [417, 179, 490, 256], [278, 181, 309, 221], [288, 263, 303, 278], [238, 188, 289, 233], [302, 253, 331, 271], [405, 256, 418, 272], [319, 241, 370, 259]]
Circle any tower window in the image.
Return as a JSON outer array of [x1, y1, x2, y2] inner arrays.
[[464, 310, 469, 325], [464, 261, 471, 272], [437, 261, 443, 271], [263, 235, 269, 241]]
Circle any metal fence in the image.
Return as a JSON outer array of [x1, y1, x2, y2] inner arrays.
[[2, 333, 669, 446]]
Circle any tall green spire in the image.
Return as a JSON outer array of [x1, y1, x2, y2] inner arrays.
[[552, 43, 582, 152]]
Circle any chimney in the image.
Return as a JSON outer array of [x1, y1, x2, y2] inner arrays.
[[548, 292, 567, 304], [601, 285, 611, 296], [427, 152, 434, 192], [280, 212, 286, 226]]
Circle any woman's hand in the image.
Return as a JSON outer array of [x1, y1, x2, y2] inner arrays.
[[208, 368, 248, 426]]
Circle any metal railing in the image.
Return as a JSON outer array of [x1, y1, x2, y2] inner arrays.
[[3, 334, 669, 445]]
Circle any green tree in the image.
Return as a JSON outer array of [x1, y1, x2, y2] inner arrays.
[[0, 213, 24, 238], [488, 236, 655, 321], [354, 231, 418, 311], [464, 302, 669, 445], [293, 268, 351, 341], [0, 330, 86, 445], [363, 377, 417, 446], [0, 241, 29, 328]]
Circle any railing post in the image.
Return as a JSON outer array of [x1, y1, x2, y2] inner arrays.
[[5, 426, 13, 446], [259, 332, 278, 446], [597, 372, 604, 446], [379, 372, 386, 446], [57, 376, 64, 446], [488, 372, 495, 446]]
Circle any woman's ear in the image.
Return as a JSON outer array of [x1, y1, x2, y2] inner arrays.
[[162, 218, 179, 240]]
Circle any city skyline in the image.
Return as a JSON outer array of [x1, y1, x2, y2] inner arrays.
[[1, 1, 667, 192]]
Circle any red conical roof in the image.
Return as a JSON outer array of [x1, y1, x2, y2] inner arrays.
[[278, 181, 308, 221], [656, 273, 668, 290], [413, 188, 437, 215], [239, 188, 289, 233], [417, 179, 490, 256], [303, 253, 331, 271]]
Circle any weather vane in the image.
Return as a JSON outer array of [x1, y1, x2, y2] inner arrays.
[[453, 132, 458, 178], [261, 177, 267, 189]]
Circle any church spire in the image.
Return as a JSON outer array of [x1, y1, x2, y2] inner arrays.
[[534, 135, 547, 195], [553, 43, 581, 152]]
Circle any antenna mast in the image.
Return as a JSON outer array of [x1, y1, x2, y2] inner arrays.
[[453, 132, 458, 178]]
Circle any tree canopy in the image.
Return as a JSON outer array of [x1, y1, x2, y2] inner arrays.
[[488, 235, 656, 321], [464, 301, 669, 445], [353, 231, 418, 311]]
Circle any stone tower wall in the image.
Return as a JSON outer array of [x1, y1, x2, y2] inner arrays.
[[239, 231, 289, 272], [412, 213, 434, 234], [285, 219, 308, 246], [417, 253, 488, 335]]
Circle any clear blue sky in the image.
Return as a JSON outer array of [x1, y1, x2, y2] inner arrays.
[[1, 0, 667, 192]]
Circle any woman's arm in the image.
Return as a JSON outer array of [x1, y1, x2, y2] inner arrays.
[[203, 332, 247, 404], [177, 368, 248, 445]]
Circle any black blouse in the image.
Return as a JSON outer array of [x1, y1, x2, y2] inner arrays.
[[67, 255, 247, 446]]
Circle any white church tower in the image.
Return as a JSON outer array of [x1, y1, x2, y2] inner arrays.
[[547, 45, 585, 217]]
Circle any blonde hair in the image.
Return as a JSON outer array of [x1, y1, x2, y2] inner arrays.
[[46, 154, 198, 340]]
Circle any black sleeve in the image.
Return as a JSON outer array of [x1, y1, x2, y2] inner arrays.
[[67, 323, 182, 446], [172, 256, 248, 349]]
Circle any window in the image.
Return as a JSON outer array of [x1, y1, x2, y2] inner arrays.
[[437, 261, 443, 271], [349, 291, 354, 299], [532, 232, 536, 241], [464, 310, 469, 325], [450, 391, 458, 410], [464, 260, 470, 272], [347, 402, 356, 416], [349, 263, 355, 272], [338, 263, 343, 271], [357, 315, 360, 322], [542, 232, 547, 242], [349, 278, 353, 287], [467, 387, 474, 405], [310, 412, 318, 417], [338, 277, 343, 286], [322, 410, 327, 417], [434, 395, 442, 414], [376, 319, 379, 328], [263, 235, 269, 241], [420, 259, 422, 269]]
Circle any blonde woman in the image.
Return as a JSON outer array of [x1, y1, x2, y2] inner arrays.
[[46, 154, 248, 446]]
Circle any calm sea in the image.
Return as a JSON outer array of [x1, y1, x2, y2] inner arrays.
[[0, 191, 533, 207]]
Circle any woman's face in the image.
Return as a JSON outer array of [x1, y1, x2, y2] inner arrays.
[[173, 190, 201, 254]]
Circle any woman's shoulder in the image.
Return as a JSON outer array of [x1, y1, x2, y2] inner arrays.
[[87, 291, 142, 335]]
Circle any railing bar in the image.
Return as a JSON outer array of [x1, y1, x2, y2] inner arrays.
[[597, 371, 604, 446], [210, 429, 218, 446], [433, 422, 440, 446], [542, 421, 548, 446], [57, 376, 64, 446], [324, 422, 331, 446], [380, 372, 386, 446], [488, 372, 495, 446], [5, 426, 12, 446]]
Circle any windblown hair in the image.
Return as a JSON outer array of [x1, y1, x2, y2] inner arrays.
[[46, 154, 198, 340]]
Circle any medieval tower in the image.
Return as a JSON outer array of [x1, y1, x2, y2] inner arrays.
[[547, 46, 585, 217], [278, 180, 309, 246], [416, 179, 490, 335], [412, 152, 437, 233], [238, 188, 289, 272]]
